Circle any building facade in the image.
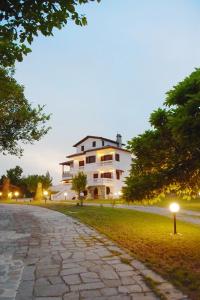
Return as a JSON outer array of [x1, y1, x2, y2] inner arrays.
[[52, 135, 132, 200]]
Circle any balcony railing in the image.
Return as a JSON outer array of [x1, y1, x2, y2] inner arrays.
[[93, 178, 113, 184], [98, 160, 113, 166], [62, 172, 73, 179]]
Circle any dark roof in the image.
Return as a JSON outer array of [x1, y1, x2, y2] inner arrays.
[[66, 145, 130, 158], [59, 160, 73, 165], [73, 135, 125, 147]]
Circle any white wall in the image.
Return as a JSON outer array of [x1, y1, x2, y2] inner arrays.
[[76, 137, 117, 153], [54, 138, 132, 200]]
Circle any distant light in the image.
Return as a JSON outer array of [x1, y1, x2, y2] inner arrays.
[[43, 191, 48, 196], [0, 192, 2, 196], [64, 192, 68, 196], [169, 202, 180, 213], [118, 191, 122, 196], [8, 192, 12, 198], [14, 191, 19, 197]]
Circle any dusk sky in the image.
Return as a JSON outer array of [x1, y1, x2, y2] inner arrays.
[[1, 0, 200, 183]]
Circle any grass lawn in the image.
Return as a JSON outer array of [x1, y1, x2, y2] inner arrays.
[[155, 197, 200, 212], [2, 200, 200, 299], [85, 197, 200, 212], [84, 198, 124, 205], [40, 202, 200, 299]]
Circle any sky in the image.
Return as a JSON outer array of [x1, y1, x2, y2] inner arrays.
[[1, 0, 200, 183]]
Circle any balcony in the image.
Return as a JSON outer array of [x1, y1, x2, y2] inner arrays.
[[92, 178, 114, 185], [98, 160, 113, 166], [62, 172, 73, 179]]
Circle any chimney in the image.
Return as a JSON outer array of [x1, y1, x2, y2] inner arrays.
[[116, 133, 122, 148]]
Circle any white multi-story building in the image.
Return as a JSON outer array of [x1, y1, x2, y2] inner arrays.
[[52, 134, 132, 200]]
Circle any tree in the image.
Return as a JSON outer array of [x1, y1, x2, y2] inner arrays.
[[124, 68, 200, 201], [0, 0, 101, 67], [23, 172, 52, 196], [6, 165, 23, 186], [71, 172, 87, 205], [2, 177, 10, 200], [41, 171, 53, 190], [0, 1, 100, 156], [0, 67, 50, 156]]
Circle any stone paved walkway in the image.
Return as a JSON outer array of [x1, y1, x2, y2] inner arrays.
[[0, 204, 188, 300]]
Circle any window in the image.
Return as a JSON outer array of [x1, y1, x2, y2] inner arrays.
[[116, 170, 121, 180], [102, 140, 105, 146], [115, 153, 120, 161], [93, 173, 98, 179], [92, 141, 96, 147], [81, 145, 84, 151], [101, 154, 113, 161], [86, 156, 96, 164], [101, 172, 112, 179], [79, 160, 84, 167]]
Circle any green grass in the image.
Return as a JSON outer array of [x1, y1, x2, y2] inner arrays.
[[2, 200, 200, 299], [155, 197, 200, 212], [87, 196, 200, 212], [51, 196, 200, 212], [84, 198, 124, 205], [40, 203, 200, 299]]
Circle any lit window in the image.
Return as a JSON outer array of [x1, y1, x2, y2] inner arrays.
[[101, 154, 113, 161]]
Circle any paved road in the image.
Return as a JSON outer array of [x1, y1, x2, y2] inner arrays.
[[85, 203, 200, 225], [0, 204, 187, 300]]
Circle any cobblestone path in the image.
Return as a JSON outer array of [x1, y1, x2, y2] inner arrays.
[[0, 204, 188, 300]]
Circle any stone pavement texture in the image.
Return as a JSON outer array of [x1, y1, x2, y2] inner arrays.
[[0, 204, 188, 300]]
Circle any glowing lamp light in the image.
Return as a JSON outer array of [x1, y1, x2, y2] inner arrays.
[[169, 202, 180, 213], [0, 192, 2, 196], [43, 190, 48, 203], [43, 191, 48, 196], [8, 192, 12, 198], [64, 192, 68, 200], [169, 202, 180, 234], [14, 191, 19, 197]]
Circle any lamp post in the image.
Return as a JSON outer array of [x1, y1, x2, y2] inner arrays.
[[64, 192, 68, 201], [169, 202, 180, 234], [43, 190, 48, 204], [14, 191, 19, 202], [118, 191, 122, 197]]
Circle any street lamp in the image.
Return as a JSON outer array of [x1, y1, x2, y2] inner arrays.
[[64, 192, 68, 201], [43, 190, 48, 204], [14, 191, 19, 202], [8, 192, 12, 200], [169, 202, 180, 234]]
